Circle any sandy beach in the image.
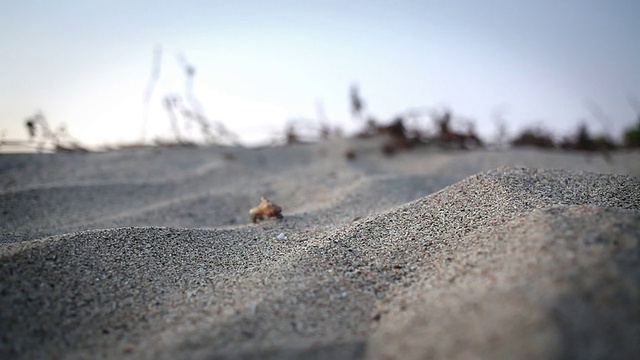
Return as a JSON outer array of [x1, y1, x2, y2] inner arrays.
[[1, 138, 639, 359]]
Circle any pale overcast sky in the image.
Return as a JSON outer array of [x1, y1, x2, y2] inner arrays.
[[1, 0, 639, 147]]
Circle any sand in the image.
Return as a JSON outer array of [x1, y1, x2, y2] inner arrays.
[[1, 138, 639, 359]]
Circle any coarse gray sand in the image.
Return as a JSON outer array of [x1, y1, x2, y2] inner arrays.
[[1, 138, 639, 359]]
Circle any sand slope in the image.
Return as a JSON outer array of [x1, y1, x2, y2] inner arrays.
[[1, 139, 639, 359]]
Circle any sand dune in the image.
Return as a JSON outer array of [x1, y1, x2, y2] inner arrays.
[[1, 139, 639, 359]]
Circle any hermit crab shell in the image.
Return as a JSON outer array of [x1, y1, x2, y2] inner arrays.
[[250, 196, 283, 223]]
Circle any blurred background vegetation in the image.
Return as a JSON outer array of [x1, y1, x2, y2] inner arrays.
[[1, 2, 639, 153]]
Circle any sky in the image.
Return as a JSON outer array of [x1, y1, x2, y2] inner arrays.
[[1, 0, 639, 149]]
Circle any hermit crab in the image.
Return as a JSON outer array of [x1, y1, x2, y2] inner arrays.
[[250, 196, 283, 223]]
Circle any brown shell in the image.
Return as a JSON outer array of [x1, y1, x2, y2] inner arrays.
[[249, 196, 283, 223]]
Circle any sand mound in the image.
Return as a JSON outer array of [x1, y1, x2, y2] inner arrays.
[[2, 161, 639, 359]]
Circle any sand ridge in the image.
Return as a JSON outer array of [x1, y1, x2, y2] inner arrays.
[[1, 139, 639, 359]]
